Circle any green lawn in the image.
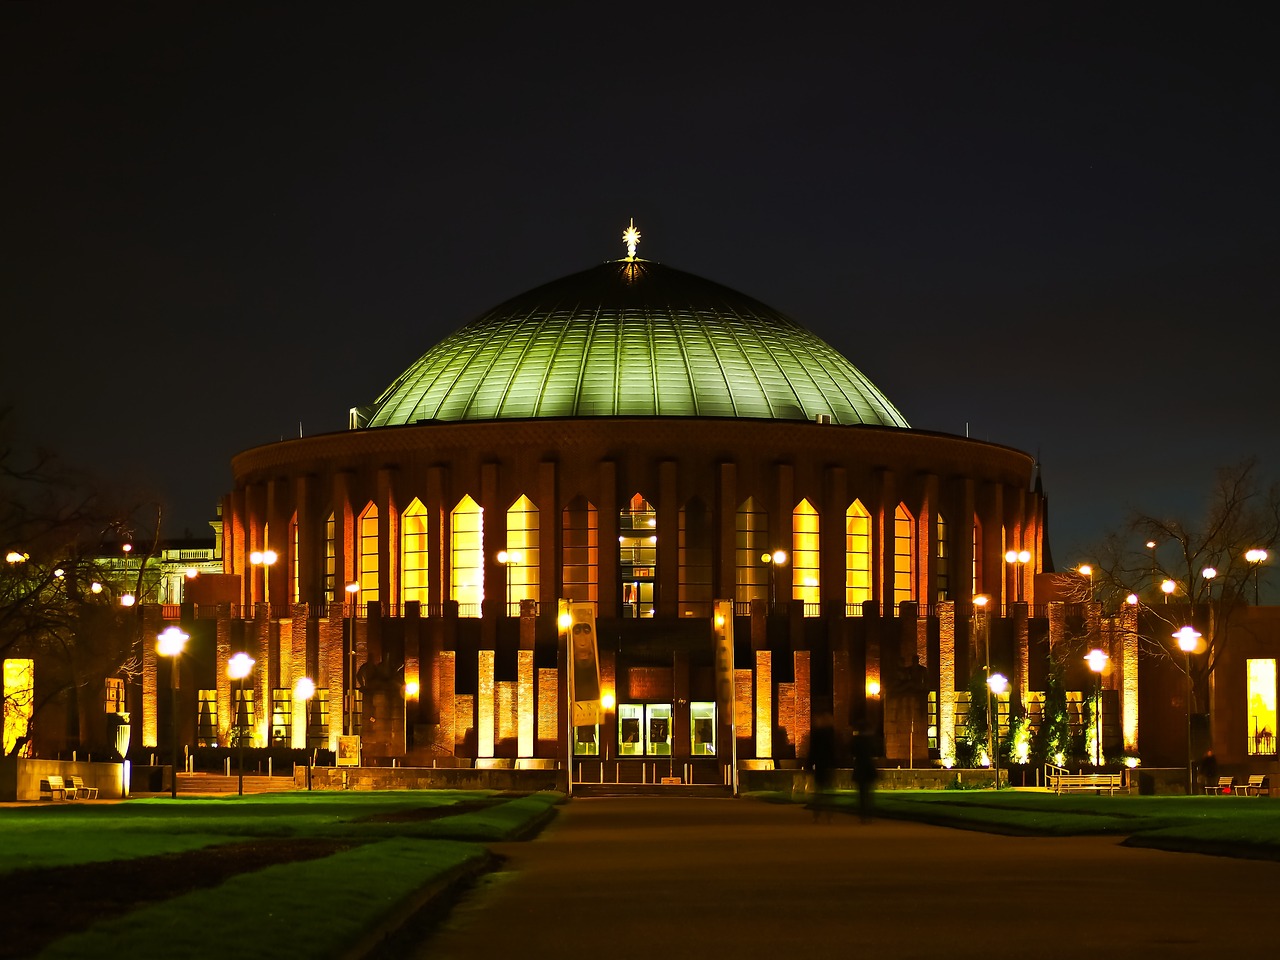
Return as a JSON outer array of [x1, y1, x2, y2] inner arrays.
[[768, 787, 1280, 857], [1, 789, 563, 958]]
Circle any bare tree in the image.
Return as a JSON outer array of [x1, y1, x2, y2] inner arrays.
[[1, 410, 159, 755], [1079, 458, 1279, 707]]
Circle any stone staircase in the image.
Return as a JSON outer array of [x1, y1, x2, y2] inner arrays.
[[570, 781, 733, 799]]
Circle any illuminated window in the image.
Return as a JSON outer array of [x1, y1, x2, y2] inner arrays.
[[290, 513, 299, 603], [3, 658, 35, 756], [401, 498, 429, 606], [846, 499, 871, 607], [270, 689, 292, 745], [691, 701, 716, 755], [894, 503, 915, 605], [505, 495, 540, 615], [936, 514, 950, 602], [232, 687, 255, 746], [307, 688, 329, 750], [562, 496, 598, 605], [104, 677, 125, 714], [927, 691, 938, 750], [196, 689, 218, 747], [358, 503, 379, 603], [618, 702, 673, 756], [325, 511, 336, 601], [574, 724, 599, 756], [792, 499, 820, 607], [972, 514, 982, 597], [1247, 659, 1277, 756], [679, 498, 713, 617], [347, 689, 363, 736], [451, 495, 484, 616], [735, 497, 768, 604], [619, 493, 657, 618]]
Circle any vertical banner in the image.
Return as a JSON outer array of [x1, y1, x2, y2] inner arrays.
[[567, 602, 601, 727], [713, 600, 738, 793]]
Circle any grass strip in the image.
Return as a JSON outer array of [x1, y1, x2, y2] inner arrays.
[[35, 838, 486, 960]]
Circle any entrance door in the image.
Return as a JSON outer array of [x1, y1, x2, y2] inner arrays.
[[617, 703, 672, 756]]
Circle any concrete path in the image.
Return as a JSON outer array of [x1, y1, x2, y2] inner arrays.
[[418, 798, 1277, 959]]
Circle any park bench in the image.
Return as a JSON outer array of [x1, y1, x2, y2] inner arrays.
[[1234, 775, 1269, 797], [38, 775, 71, 801], [1051, 772, 1124, 796], [1205, 776, 1234, 795], [68, 776, 98, 800]]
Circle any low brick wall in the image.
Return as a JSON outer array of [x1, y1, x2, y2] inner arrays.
[[298, 765, 564, 792], [0, 758, 126, 801], [739, 766, 1005, 793]]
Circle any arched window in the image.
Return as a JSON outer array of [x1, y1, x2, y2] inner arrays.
[[358, 503, 379, 603], [451, 495, 483, 616], [679, 497, 713, 617], [846, 499, 872, 607], [735, 497, 769, 604], [324, 511, 336, 601], [936, 513, 950, 602], [792, 499, 820, 607], [562, 496, 598, 605], [505, 495, 539, 615], [972, 514, 982, 597], [894, 503, 915, 606], [619, 493, 656, 618], [401, 498, 429, 606]]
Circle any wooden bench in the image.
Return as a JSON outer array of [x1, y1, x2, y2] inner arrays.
[[1234, 775, 1269, 797], [68, 775, 98, 800], [1205, 776, 1234, 795], [1052, 772, 1124, 796], [38, 775, 71, 801]]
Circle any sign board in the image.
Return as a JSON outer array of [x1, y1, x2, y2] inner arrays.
[[337, 735, 361, 767], [566, 602, 601, 727]]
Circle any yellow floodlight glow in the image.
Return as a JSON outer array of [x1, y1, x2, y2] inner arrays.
[[601, 690, 616, 710], [345, 582, 359, 595], [404, 680, 420, 698], [185, 567, 199, 579], [294, 677, 316, 700], [772, 550, 787, 565], [5, 551, 28, 564], [1078, 565, 1092, 577], [866, 679, 881, 698], [972, 594, 989, 608], [90, 582, 103, 594], [558, 612, 572, 630]]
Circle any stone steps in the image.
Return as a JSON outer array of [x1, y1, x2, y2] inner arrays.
[[571, 782, 733, 799]]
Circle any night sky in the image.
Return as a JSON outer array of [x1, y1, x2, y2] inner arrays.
[[4, 5, 1276, 574]]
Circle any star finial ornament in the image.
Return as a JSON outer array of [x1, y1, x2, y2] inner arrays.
[[622, 218, 641, 260]]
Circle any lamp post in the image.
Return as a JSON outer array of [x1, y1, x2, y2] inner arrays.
[[761, 550, 787, 611], [294, 677, 316, 790], [250, 549, 278, 607], [1173, 625, 1201, 796], [497, 550, 522, 617], [1004, 549, 1031, 603], [1077, 564, 1093, 602], [1160, 579, 1176, 604], [1146, 540, 1157, 598], [1245, 549, 1268, 605], [1201, 566, 1217, 606], [987, 672, 1008, 789], [157, 626, 189, 799], [345, 581, 359, 736], [1084, 648, 1109, 767], [227, 652, 255, 796]]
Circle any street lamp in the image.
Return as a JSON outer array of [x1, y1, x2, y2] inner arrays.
[[250, 549, 278, 606], [1173, 625, 1201, 795], [294, 677, 316, 789], [1004, 549, 1031, 603], [1245, 549, 1269, 605], [227, 652, 255, 796], [497, 550, 522, 617], [973, 595, 992, 764], [1202, 566, 1217, 606], [157, 626, 189, 799], [1077, 565, 1094, 602], [761, 550, 787, 611], [345, 582, 359, 736], [1084, 648, 1109, 766], [1160, 579, 1176, 604], [987, 672, 1009, 789]]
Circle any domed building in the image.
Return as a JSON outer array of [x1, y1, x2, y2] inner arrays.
[[205, 228, 1048, 786]]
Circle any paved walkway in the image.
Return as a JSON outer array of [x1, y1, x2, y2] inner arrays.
[[419, 797, 1277, 959]]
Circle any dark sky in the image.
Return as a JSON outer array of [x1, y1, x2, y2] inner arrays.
[[3, 4, 1277, 573]]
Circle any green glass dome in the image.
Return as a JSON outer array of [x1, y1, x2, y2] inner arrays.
[[364, 259, 910, 428]]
